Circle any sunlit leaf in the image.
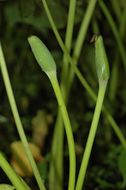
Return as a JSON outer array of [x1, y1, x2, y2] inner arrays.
[[0, 184, 15, 190]]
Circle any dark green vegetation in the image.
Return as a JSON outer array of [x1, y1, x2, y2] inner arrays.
[[0, 0, 126, 189]]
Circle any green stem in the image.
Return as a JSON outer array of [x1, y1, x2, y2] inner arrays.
[[103, 107, 126, 149], [47, 71, 76, 190], [110, 0, 121, 22], [0, 43, 46, 190], [99, 0, 126, 71], [41, 0, 96, 100], [48, 2, 96, 186], [49, 0, 76, 189], [73, 0, 97, 60], [61, 0, 76, 96], [49, 1, 96, 187], [74, 67, 126, 149], [109, 8, 126, 101], [41, 0, 65, 53], [0, 153, 27, 190], [49, 113, 64, 190], [41, 0, 126, 149], [75, 82, 107, 190], [92, 17, 100, 34], [67, 0, 97, 95]]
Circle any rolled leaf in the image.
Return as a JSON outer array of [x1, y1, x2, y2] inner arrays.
[[28, 36, 56, 73], [95, 35, 110, 84]]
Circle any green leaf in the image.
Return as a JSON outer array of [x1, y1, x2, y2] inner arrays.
[[95, 35, 110, 84], [43, 0, 66, 28], [28, 36, 56, 73], [0, 184, 15, 190], [118, 150, 126, 187]]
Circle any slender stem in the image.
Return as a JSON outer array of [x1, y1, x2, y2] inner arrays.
[[75, 83, 107, 190], [41, 0, 65, 53], [49, 0, 76, 189], [45, 2, 97, 186], [61, 0, 76, 96], [0, 153, 27, 190], [73, 0, 97, 60], [49, 113, 64, 190], [110, 0, 121, 22], [92, 17, 100, 34], [109, 9, 126, 101], [41, 0, 96, 99], [67, 0, 97, 95], [50, 1, 96, 186], [99, 0, 126, 71], [74, 67, 126, 149], [47, 71, 76, 190], [119, 8, 126, 37], [41, 0, 126, 149], [103, 107, 126, 149], [0, 43, 46, 190]]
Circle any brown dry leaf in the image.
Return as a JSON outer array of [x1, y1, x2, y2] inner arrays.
[[32, 110, 53, 148], [10, 141, 43, 177]]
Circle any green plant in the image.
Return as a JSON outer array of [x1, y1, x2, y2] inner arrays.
[[40, 0, 126, 151], [28, 35, 76, 190], [0, 153, 27, 190], [0, 42, 45, 190], [1, 0, 126, 189], [49, 0, 76, 188], [76, 36, 109, 190], [98, 0, 126, 72]]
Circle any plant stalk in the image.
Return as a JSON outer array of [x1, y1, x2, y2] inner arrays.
[[47, 71, 76, 190], [0, 153, 27, 190], [41, 0, 126, 153], [75, 82, 107, 190], [99, 0, 126, 72], [0, 43, 46, 190], [49, 0, 76, 189], [109, 8, 126, 101]]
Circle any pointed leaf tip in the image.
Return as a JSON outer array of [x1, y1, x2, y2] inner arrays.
[[95, 35, 110, 84], [28, 35, 56, 73]]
